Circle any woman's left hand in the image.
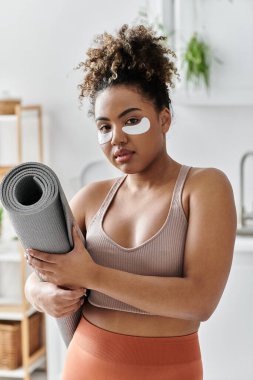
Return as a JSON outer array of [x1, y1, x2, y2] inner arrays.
[[26, 224, 98, 290]]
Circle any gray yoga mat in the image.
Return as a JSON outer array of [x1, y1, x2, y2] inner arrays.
[[0, 161, 86, 346]]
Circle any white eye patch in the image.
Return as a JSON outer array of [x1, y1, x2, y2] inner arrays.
[[122, 117, 150, 135], [97, 117, 151, 145], [98, 130, 113, 145]]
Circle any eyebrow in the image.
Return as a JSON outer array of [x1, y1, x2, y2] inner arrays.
[[95, 107, 142, 122]]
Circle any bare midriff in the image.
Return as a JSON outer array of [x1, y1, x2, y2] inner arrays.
[[82, 301, 200, 337]]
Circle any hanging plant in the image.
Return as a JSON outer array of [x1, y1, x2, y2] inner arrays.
[[183, 33, 210, 89]]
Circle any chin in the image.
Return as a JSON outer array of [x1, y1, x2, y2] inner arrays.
[[118, 165, 146, 176], [110, 162, 135, 174]]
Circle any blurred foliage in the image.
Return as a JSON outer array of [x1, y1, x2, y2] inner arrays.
[[182, 32, 223, 89], [183, 33, 210, 88], [134, 4, 225, 90], [134, 7, 174, 44]]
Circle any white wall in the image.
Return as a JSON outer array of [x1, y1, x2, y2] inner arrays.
[[1, 1, 253, 379], [169, 104, 253, 216], [1, 0, 252, 211], [0, 0, 147, 196]]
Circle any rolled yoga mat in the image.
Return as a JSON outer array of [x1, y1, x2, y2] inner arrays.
[[0, 161, 86, 346]]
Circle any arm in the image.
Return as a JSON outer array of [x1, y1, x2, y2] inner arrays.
[[25, 271, 85, 317], [24, 185, 89, 316], [28, 169, 237, 321], [91, 168, 237, 321]]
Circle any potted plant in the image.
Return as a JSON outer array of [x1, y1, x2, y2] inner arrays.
[[182, 32, 210, 90]]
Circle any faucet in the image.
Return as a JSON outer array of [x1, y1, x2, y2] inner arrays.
[[239, 151, 253, 227]]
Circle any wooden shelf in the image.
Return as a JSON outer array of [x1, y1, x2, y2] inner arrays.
[[0, 304, 37, 321], [0, 165, 14, 181], [0, 104, 45, 380], [0, 104, 43, 167], [0, 115, 17, 122], [0, 349, 46, 378]]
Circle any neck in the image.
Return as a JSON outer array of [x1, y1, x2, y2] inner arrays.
[[124, 154, 182, 193]]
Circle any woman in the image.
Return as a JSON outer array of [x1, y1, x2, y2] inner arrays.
[[24, 24, 237, 380]]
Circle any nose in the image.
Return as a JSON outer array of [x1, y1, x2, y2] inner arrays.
[[110, 125, 128, 146]]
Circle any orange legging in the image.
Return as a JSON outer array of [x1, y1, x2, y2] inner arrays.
[[61, 315, 203, 380]]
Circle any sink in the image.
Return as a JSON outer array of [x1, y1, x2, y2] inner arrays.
[[236, 226, 253, 236]]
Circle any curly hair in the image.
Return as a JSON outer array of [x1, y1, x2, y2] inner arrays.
[[76, 24, 179, 116]]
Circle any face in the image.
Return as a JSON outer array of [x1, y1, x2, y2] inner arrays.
[[94, 85, 171, 174]]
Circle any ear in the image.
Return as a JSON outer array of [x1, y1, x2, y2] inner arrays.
[[159, 108, 171, 134]]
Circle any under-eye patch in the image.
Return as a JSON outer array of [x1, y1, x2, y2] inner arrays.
[[97, 117, 151, 145], [98, 130, 113, 145], [122, 117, 150, 135]]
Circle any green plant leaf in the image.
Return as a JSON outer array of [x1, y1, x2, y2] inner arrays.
[[183, 33, 211, 89]]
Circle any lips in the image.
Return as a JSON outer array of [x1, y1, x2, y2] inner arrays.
[[114, 148, 134, 158], [114, 148, 135, 163]]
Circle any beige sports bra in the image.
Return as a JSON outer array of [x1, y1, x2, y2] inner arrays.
[[85, 165, 191, 315]]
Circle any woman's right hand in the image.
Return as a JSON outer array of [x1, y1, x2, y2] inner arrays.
[[25, 273, 86, 318], [36, 282, 86, 318]]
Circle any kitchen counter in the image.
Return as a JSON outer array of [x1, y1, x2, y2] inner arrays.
[[234, 235, 253, 253]]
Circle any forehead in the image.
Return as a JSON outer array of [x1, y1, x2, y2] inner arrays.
[[94, 86, 154, 118]]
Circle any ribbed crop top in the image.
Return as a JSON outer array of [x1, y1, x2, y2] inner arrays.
[[85, 164, 191, 315]]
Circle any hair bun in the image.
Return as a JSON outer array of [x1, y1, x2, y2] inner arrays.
[[76, 24, 179, 115]]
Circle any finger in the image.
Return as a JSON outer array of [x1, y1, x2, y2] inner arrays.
[[55, 300, 84, 318], [61, 297, 84, 308], [27, 249, 57, 264], [34, 270, 54, 284], [34, 269, 43, 279], [36, 268, 53, 276], [34, 269, 49, 282], [28, 256, 55, 272], [58, 288, 87, 300]]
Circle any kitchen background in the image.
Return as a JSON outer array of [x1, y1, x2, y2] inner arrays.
[[0, 0, 253, 379]]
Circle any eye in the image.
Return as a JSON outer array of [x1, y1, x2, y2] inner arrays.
[[98, 125, 111, 134], [125, 118, 140, 126]]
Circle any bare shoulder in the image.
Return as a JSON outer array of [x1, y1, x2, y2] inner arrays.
[[185, 166, 235, 204], [184, 165, 236, 247], [189, 166, 236, 222], [181, 166, 235, 223], [69, 177, 119, 235], [187, 166, 233, 189]]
